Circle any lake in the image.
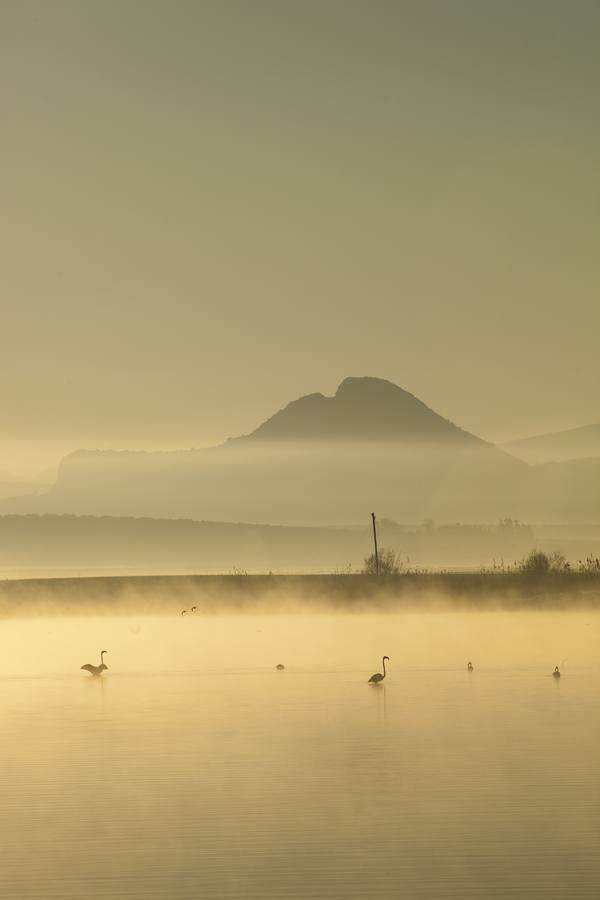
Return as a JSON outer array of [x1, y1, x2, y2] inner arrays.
[[2, 611, 600, 899]]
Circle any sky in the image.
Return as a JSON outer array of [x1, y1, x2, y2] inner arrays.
[[2, 0, 599, 475]]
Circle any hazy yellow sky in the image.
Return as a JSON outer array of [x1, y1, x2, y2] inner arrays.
[[2, 1, 599, 474]]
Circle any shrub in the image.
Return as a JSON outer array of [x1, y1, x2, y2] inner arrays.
[[519, 549, 569, 576], [362, 547, 402, 575]]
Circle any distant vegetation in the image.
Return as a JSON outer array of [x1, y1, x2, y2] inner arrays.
[[360, 545, 600, 580], [0, 514, 597, 577], [482, 548, 600, 578], [362, 547, 402, 576], [519, 549, 569, 575], [578, 554, 600, 574]]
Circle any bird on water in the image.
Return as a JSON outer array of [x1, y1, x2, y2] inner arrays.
[[467, 661, 474, 671], [368, 656, 389, 683], [553, 666, 561, 678], [81, 650, 108, 676], [276, 663, 285, 670]]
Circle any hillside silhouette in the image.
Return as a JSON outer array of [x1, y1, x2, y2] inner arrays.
[[230, 377, 483, 445], [1, 376, 597, 523], [504, 423, 600, 464]]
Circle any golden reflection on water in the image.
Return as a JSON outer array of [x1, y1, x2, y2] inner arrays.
[[2, 612, 600, 899]]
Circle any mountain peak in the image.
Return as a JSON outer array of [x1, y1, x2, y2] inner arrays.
[[334, 376, 430, 407], [229, 376, 481, 445]]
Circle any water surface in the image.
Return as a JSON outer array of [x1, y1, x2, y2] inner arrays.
[[2, 612, 600, 899]]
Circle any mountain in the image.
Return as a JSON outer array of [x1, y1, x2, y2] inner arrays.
[[503, 423, 600, 465], [230, 377, 482, 445], [7, 376, 598, 524]]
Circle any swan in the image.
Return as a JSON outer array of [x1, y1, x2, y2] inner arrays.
[[368, 656, 389, 683], [81, 650, 108, 676], [467, 661, 474, 671], [553, 666, 561, 678], [276, 663, 285, 670]]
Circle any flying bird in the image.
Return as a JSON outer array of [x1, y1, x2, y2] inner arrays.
[[81, 650, 108, 676], [368, 656, 389, 683]]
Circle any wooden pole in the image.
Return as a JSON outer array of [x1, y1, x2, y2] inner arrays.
[[371, 512, 379, 576]]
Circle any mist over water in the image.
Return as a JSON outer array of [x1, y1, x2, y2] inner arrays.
[[3, 609, 600, 899]]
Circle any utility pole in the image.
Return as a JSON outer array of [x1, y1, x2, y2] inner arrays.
[[371, 512, 379, 576]]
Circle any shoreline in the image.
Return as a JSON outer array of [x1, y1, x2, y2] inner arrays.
[[1, 572, 600, 616]]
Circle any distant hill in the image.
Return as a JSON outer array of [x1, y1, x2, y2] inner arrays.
[[230, 377, 482, 445], [503, 423, 600, 464], [4, 376, 599, 524], [0, 514, 544, 576], [0, 377, 533, 523], [1, 513, 598, 577]]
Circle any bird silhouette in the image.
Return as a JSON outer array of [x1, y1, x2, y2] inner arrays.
[[81, 650, 108, 676], [467, 661, 474, 671], [553, 666, 561, 678], [276, 663, 285, 670], [368, 656, 389, 683]]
